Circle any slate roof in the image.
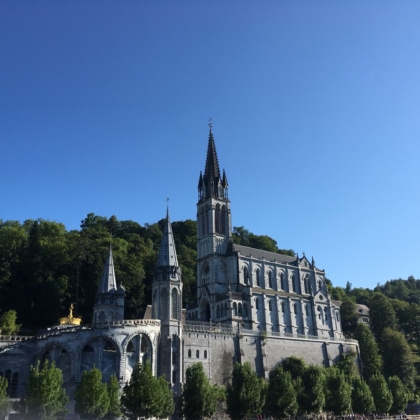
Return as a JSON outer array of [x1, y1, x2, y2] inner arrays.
[[231, 243, 297, 264]]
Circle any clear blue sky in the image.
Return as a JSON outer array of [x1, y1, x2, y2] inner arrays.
[[1, 1, 420, 290]]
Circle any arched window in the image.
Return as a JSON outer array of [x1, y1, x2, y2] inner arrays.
[[304, 276, 309, 294], [292, 275, 296, 293], [243, 303, 248, 317], [317, 306, 323, 323], [318, 280, 322, 290], [221, 205, 227, 234], [196, 350, 200, 358], [238, 303, 242, 316], [256, 269, 260, 287], [305, 305, 309, 316], [216, 305, 220, 318], [324, 307, 328, 321], [280, 273, 285, 290], [336, 312, 340, 322], [215, 204, 221, 233], [281, 302, 285, 313], [188, 349, 191, 357], [171, 288, 178, 319], [255, 298, 260, 310], [268, 300, 272, 311], [161, 288, 168, 319], [233, 302, 237, 316], [294, 304, 297, 314], [204, 350, 208, 359], [268, 271, 272, 288], [243, 267, 249, 284]]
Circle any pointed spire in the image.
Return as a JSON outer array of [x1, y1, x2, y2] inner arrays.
[[156, 209, 179, 267], [98, 245, 117, 293], [222, 169, 228, 188], [204, 128, 221, 181]]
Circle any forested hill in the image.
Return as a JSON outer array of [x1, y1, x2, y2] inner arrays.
[[0, 214, 294, 332]]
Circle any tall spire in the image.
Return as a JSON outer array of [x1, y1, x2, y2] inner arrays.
[[156, 208, 179, 268], [98, 245, 117, 293], [204, 126, 221, 181]]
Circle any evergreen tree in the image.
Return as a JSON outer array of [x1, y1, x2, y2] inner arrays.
[[340, 297, 358, 337], [265, 366, 298, 418], [354, 323, 382, 379], [183, 363, 218, 420], [388, 376, 408, 414], [74, 367, 110, 419], [23, 361, 69, 420], [368, 293, 397, 338], [300, 365, 325, 414], [369, 373, 393, 414], [106, 375, 121, 419], [121, 361, 173, 420], [381, 328, 416, 390], [226, 362, 266, 420], [324, 368, 352, 415], [351, 377, 375, 415]]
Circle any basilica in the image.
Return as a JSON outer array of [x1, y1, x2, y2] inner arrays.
[[0, 126, 358, 400]]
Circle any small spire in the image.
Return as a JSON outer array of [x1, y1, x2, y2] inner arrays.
[[312, 256, 315, 266], [156, 208, 179, 268], [98, 245, 117, 293]]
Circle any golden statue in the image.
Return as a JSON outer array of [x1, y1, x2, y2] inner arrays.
[[59, 303, 82, 326]]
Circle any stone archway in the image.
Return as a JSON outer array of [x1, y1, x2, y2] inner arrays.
[[200, 300, 211, 322]]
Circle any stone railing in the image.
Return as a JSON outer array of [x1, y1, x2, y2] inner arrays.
[[0, 335, 33, 342]]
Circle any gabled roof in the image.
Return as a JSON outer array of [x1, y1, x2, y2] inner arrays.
[[97, 246, 117, 294]]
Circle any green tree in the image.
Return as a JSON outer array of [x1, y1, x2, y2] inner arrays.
[[183, 363, 218, 420], [300, 365, 325, 414], [388, 376, 408, 414], [106, 375, 121, 419], [369, 373, 393, 414], [265, 366, 298, 418], [381, 328, 416, 390], [340, 297, 358, 337], [155, 376, 175, 419], [368, 293, 397, 338], [226, 362, 266, 420], [351, 377, 375, 414], [0, 375, 8, 418], [354, 323, 382, 379], [74, 367, 110, 419], [281, 356, 306, 381], [121, 361, 173, 420], [23, 361, 68, 420], [0, 310, 20, 335], [324, 369, 352, 415]]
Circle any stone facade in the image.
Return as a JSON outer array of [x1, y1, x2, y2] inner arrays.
[[0, 125, 359, 401]]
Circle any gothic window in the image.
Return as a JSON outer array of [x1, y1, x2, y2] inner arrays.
[[336, 312, 340, 322], [318, 280, 322, 290], [304, 276, 309, 294], [204, 350, 208, 359], [233, 302, 237, 316], [256, 269, 260, 287], [292, 275, 296, 293], [243, 303, 248, 317], [243, 267, 249, 284], [281, 302, 285, 313], [172, 370, 176, 383], [238, 303, 242, 316], [188, 349, 191, 358], [268, 300, 272, 311], [324, 307, 328, 321], [196, 350, 200, 358], [305, 305, 309, 316], [215, 204, 221, 233], [216, 305, 220, 318], [255, 298, 260, 310], [161, 288, 168, 319], [317, 306, 323, 323], [221, 205, 227, 234], [280, 273, 285, 290], [171, 288, 178, 319], [294, 304, 297, 314], [268, 271, 272, 288]]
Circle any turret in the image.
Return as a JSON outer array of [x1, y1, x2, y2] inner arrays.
[[93, 246, 125, 324]]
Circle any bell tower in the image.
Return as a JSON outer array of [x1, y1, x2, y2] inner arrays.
[[197, 124, 232, 299]]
